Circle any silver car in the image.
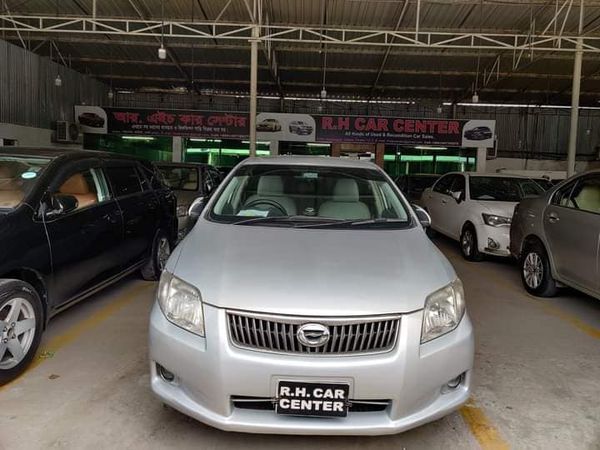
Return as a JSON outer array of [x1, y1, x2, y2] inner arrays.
[[149, 156, 474, 435], [511, 170, 600, 299]]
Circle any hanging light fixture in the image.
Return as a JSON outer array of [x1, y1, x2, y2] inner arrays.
[[472, 92, 479, 103], [158, 0, 167, 59], [108, 89, 114, 100], [54, 74, 62, 87], [436, 104, 443, 114]]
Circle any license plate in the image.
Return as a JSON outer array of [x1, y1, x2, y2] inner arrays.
[[276, 381, 350, 417]]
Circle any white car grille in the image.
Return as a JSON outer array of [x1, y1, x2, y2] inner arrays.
[[227, 312, 400, 355]]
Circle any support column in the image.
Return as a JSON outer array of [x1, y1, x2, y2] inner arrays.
[[269, 140, 279, 156], [476, 147, 487, 173], [249, 26, 259, 157], [567, 0, 585, 177], [172, 136, 183, 162]]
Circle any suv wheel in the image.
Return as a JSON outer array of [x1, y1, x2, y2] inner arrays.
[[0, 279, 43, 385], [460, 225, 483, 261], [521, 242, 557, 297], [141, 232, 171, 281]]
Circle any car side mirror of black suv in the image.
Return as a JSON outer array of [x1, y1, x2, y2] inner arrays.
[[46, 194, 78, 218]]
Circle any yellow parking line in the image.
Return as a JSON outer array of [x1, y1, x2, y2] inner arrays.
[[538, 303, 600, 340], [460, 401, 510, 450], [0, 282, 153, 391]]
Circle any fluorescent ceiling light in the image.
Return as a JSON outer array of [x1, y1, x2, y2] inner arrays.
[[189, 138, 221, 142], [307, 143, 330, 147], [242, 140, 271, 145], [414, 146, 447, 150], [122, 136, 155, 141]]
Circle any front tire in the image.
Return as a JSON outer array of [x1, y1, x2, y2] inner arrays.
[[141, 232, 171, 281], [521, 242, 557, 297], [460, 225, 483, 262], [0, 279, 43, 385]]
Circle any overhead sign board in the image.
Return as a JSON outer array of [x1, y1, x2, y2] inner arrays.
[[75, 106, 495, 147]]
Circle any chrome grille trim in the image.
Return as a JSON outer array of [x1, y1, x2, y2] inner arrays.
[[227, 311, 400, 356]]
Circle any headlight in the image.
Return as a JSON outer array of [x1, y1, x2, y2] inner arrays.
[[482, 213, 511, 227], [157, 271, 205, 336], [421, 279, 465, 344], [177, 205, 189, 217]]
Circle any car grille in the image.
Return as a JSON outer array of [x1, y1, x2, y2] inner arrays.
[[227, 312, 400, 355]]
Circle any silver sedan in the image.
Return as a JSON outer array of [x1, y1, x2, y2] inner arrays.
[[511, 169, 600, 299], [149, 156, 474, 435]]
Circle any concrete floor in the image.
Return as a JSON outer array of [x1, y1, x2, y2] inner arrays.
[[1, 236, 599, 450]]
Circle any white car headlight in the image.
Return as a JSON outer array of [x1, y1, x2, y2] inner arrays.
[[177, 205, 189, 217], [482, 213, 511, 227], [421, 279, 466, 344], [157, 271, 205, 336]]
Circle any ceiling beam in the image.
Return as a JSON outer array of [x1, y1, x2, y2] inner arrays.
[[8, 34, 600, 61], [93, 73, 598, 95], [66, 56, 600, 80], [2, 14, 600, 53]]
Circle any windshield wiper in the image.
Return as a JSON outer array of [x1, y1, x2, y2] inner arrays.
[[297, 218, 407, 228], [232, 215, 340, 226]]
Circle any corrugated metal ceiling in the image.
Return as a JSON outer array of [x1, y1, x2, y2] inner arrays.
[[3, 0, 600, 104]]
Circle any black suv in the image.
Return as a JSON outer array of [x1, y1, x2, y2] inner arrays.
[[0, 148, 177, 383]]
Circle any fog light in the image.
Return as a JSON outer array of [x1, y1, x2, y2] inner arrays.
[[487, 238, 499, 250], [157, 363, 175, 383], [447, 375, 463, 389]]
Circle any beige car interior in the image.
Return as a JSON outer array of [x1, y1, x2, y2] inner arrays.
[[0, 165, 25, 208], [244, 175, 297, 215], [573, 182, 600, 214], [318, 179, 371, 220], [58, 173, 98, 209]]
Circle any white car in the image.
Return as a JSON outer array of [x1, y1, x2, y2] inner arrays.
[[421, 172, 544, 261]]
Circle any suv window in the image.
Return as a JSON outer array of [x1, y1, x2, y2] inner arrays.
[[53, 168, 110, 210], [556, 176, 600, 214], [105, 165, 143, 197], [433, 175, 455, 195]]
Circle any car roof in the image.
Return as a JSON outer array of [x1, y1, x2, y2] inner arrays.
[[240, 155, 381, 170], [156, 161, 212, 168], [0, 146, 145, 163], [443, 171, 533, 179]]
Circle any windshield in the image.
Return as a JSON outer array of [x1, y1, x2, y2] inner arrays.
[[469, 176, 544, 202], [209, 164, 411, 228], [158, 166, 199, 191], [0, 155, 51, 209]]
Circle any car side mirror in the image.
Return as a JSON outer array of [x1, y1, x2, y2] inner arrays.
[[412, 204, 432, 228], [451, 191, 463, 203], [46, 194, 78, 218], [188, 196, 207, 221]]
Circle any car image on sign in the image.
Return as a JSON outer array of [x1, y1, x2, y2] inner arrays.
[[463, 126, 493, 141], [289, 121, 314, 135]]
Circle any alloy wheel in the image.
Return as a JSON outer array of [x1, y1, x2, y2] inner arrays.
[[523, 252, 544, 289], [461, 230, 474, 256], [0, 297, 36, 370]]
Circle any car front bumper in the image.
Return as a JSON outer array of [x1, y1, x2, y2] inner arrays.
[[149, 303, 474, 435], [475, 223, 512, 257]]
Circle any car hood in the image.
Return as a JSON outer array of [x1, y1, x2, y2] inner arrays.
[[169, 221, 457, 316], [474, 200, 518, 218]]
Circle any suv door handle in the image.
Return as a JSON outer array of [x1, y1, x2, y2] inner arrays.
[[547, 212, 560, 223]]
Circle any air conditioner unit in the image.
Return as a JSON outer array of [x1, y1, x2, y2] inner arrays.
[[54, 121, 80, 143]]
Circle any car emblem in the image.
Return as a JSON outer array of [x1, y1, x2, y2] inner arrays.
[[297, 323, 330, 347]]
